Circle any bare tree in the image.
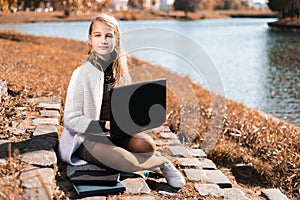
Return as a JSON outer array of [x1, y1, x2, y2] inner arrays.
[[173, 0, 201, 18], [268, 0, 300, 19]]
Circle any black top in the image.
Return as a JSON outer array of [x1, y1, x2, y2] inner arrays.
[[87, 52, 116, 122]]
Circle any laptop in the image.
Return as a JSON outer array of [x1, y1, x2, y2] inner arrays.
[[109, 78, 166, 137]]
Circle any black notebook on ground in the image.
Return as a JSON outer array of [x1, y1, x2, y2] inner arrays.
[[67, 164, 126, 197], [70, 170, 120, 185], [67, 163, 120, 185], [72, 182, 126, 198]]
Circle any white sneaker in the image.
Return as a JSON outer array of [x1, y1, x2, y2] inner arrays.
[[161, 162, 186, 188]]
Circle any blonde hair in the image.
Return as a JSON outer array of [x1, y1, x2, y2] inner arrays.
[[87, 13, 129, 85]]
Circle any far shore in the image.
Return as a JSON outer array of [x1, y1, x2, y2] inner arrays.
[[3, 9, 300, 30], [268, 17, 300, 30], [0, 9, 278, 24]]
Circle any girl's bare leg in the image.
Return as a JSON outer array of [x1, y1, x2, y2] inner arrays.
[[82, 132, 186, 188], [91, 142, 168, 172]]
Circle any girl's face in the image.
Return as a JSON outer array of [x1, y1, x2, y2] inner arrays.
[[88, 21, 116, 61]]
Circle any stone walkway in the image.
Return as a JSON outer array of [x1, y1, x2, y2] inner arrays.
[[0, 82, 290, 200]]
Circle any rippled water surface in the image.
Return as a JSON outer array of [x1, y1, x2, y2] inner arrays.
[[1, 18, 299, 125]]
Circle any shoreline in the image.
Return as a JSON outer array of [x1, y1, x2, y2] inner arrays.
[[268, 17, 300, 30], [0, 30, 299, 199], [4, 9, 300, 31], [0, 9, 278, 24]]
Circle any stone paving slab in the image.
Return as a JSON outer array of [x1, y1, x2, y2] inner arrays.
[[261, 189, 289, 200], [205, 170, 232, 188], [194, 183, 224, 197], [189, 148, 207, 158], [40, 110, 60, 117], [176, 158, 202, 167], [38, 102, 61, 110], [184, 169, 211, 182], [33, 118, 59, 126], [22, 149, 57, 167], [27, 96, 61, 104], [20, 165, 55, 200], [177, 157, 217, 169], [223, 188, 251, 200], [122, 178, 151, 194], [168, 145, 191, 157], [199, 158, 217, 169], [184, 169, 232, 188], [155, 139, 181, 146], [33, 125, 58, 138]]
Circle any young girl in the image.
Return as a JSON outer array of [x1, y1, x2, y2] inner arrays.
[[58, 13, 185, 188]]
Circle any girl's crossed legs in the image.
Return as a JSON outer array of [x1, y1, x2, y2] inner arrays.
[[75, 132, 186, 188]]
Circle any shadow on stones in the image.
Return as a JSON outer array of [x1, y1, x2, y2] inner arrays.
[[56, 161, 78, 199], [230, 164, 268, 188], [0, 132, 58, 164], [146, 179, 180, 193]]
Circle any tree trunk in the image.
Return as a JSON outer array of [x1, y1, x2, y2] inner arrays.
[[184, 8, 188, 18]]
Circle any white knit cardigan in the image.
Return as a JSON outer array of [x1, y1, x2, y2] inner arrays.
[[58, 61, 131, 165]]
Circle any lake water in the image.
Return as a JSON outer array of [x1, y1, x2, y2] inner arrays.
[[1, 18, 299, 126]]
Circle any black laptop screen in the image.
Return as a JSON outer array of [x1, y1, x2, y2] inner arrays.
[[109, 79, 166, 136]]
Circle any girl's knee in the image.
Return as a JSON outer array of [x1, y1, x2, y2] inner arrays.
[[129, 136, 156, 153]]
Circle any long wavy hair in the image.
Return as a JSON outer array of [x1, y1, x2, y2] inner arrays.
[[86, 13, 128, 85]]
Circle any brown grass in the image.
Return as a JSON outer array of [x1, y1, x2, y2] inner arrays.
[[0, 30, 299, 199], [0, 142, 26, 200]]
